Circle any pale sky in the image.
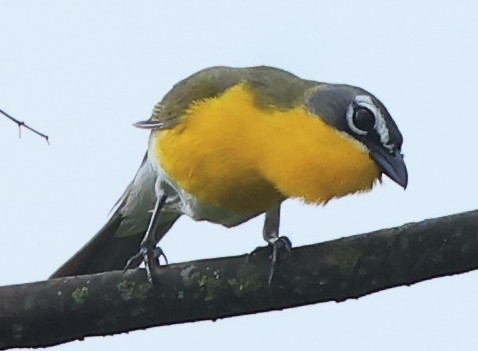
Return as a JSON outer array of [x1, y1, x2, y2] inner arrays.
[[1, 1, 478, 350]]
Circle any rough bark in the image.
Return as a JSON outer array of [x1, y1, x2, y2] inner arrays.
[[1, 209, 478, 349]]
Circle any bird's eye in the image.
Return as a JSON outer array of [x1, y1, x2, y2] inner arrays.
[[352, 107, 376, 133]]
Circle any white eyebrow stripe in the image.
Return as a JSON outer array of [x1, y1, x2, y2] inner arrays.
[[354, 95, 393, 150]]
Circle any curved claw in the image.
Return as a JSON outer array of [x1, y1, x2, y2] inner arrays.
[[123, 251, 143, 273], [123, 244, 168, 284], [153, 246, 168, 265], [268, 236, 292, 285]]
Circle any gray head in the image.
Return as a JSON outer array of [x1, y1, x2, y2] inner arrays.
[[306, 84, 408, 188]]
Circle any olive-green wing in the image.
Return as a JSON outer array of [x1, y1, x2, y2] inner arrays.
[[136, 66, 318, 129]]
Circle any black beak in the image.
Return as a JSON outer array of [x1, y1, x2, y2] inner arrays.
[[370, 147, 408, 189]]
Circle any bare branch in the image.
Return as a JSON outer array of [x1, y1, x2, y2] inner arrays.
[[0, 108, 49, 144], [1, 209, 478, 349]]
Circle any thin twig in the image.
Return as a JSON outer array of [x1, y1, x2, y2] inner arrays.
[[0, 108, 49, 144]]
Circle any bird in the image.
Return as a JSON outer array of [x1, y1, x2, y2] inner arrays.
[[50, 65, 407, 282]]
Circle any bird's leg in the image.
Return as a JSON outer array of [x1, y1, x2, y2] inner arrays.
[[262, 204, 292, 284], [124, 194, 168, 283]]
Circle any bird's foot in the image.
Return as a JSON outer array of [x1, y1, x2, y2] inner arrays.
[[267, 236, 292, 285], [250, 236, 292, 285], [123, 243, 168, 284]]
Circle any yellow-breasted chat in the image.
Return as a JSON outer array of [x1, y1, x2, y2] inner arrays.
[[50, 66, 407, 281]]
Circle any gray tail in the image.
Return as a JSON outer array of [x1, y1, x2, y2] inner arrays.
[[49, 212, 178, 278], [50, 153, 180, 278]]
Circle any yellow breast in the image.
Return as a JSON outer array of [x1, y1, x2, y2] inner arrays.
[[153, 83, 380, 216]]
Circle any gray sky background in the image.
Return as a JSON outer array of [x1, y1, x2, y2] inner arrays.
[[1, 1, 477, 350]]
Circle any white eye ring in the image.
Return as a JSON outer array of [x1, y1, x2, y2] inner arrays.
[[346, 97, 377, 135], [346, 95, 393, 151], [346, 107, 366, 135], [348, 106, 377, 135]]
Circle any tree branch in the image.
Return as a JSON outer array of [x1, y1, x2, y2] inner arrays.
[[1, 209, 478, 349], [0, 108, 49, 144]]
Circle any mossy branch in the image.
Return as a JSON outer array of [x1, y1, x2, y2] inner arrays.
[[1, 209, 478, 349]]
